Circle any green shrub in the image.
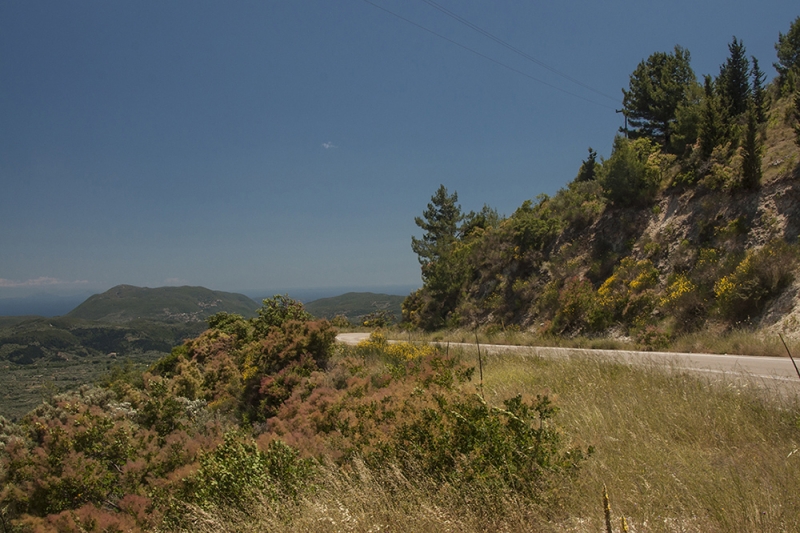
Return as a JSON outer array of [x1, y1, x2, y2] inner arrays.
[[508, 197, 561, 252], [362, 309, 396, 328], [393, 392, 589, 500], [182, 432, 312, 509], [548, 277, 602, 335], [269, 346, 586, 503], [600, 137, 663, 206]]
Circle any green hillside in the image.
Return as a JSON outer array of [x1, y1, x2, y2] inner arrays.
[[0, 316, 204, 364], [305, 292, 405, 322], [0, 285, 259, 366], [404, 44, 800, 342], [67, 284, 259, 322]]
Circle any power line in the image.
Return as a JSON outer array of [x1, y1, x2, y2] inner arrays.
[[361, 0, 617, 110], [419, 0, 620, 104]]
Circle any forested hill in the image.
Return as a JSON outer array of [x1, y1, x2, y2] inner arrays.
[[67, 285, 259, 323], [403, 17, 800, 344]]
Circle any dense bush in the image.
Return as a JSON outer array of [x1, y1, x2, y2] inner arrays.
[[149, 296, 336, 422], [713, 240, 798, 322], [0, 296, 336, 530], [180, 431, 312, 510], [600, 137, 664, 206], [267, 341, 588, 503]]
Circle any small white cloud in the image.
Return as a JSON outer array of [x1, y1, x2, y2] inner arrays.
[[0, 277, 89, 288], [322, 142, 337, 149]]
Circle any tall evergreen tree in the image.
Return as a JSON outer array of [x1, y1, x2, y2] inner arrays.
[[621, 45, 697, 149], [751, 56, 767, 123], [718, 37, 751, 118], [741, 106, 762, 189], [774, 16, 800, 89], [411, 185, 463, 272], [407, 185, 466, 329], [699, 75, 726, 158]]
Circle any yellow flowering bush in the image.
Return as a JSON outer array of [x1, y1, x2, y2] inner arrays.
[[661, 273, 697, 307], [356, 330, 435, 360], [713, 275, 738, 301], [385, 342, 435, 360], [596, 257, 659, 328], [713, 240, 797, 322], [660, 272, 706, 332]]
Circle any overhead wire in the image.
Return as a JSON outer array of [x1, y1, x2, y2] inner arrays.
[[360, 0, 618, 110], [419, 0, 621, 104]]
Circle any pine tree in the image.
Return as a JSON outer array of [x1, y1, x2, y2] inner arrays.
[[407, 185, 467, 329], [751, 56, 766, 123], [411, 185, 463, 271], [718, 37, 751, 118], [741, 106, 762, 189], [699, 75, 726, 158], [621, 45, 697, 148]]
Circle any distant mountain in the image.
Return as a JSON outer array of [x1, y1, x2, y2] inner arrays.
[[248, 285, 418, 304], [67, 285, 259, 323], [305, 292, 405, 322]]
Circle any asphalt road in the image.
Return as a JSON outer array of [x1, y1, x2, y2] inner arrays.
[[336, 332, 800, 393]]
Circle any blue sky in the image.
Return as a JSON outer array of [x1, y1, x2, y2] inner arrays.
[[1, 1, 797, 299]]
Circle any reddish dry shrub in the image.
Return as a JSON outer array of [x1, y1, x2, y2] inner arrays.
[[18, 502, 141, 533], [267, 351, 476, 462]]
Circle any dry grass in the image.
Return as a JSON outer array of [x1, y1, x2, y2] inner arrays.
[[482, 350, 800, 532], [172, 459, 550, 532], [670, 329, 800, 357], [167, 347, 800, 533]]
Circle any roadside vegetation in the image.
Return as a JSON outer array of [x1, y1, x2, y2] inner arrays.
[[2, 305, 798, 532]]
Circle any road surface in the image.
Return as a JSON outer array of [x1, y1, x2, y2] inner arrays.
[[336, 332, 800, 392]]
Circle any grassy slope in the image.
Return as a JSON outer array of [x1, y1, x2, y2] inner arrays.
[[483, 350, 800, 532]]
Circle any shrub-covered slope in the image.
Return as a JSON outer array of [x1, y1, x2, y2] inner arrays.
[[403, 25, 800, 342]]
